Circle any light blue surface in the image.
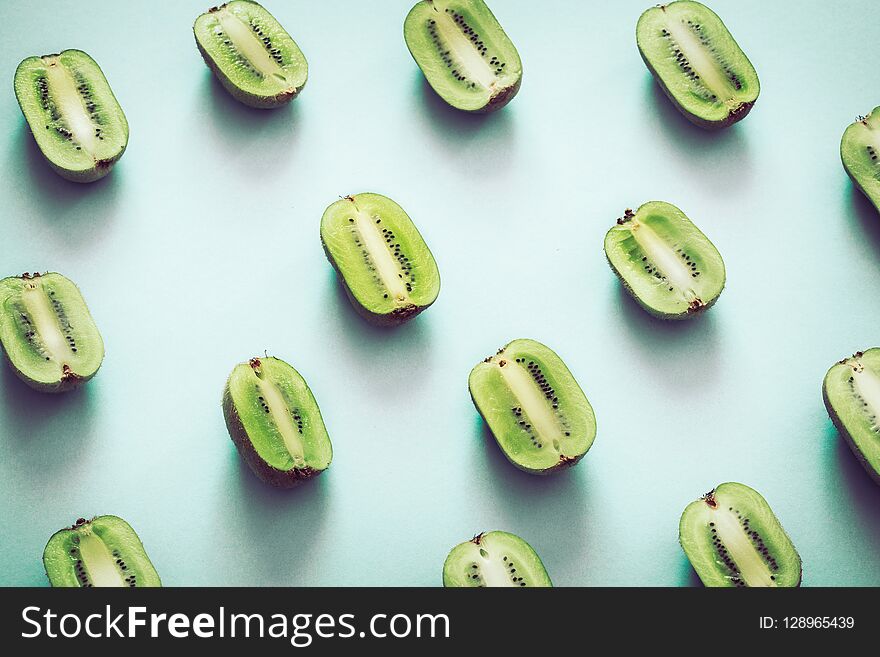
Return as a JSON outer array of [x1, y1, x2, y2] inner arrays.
[[1, 0, 878, 587]]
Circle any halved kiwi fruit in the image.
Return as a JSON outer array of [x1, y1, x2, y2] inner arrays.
[[0, 272, 104, 393], [637, 1, 759, 129], [680, 482, 802, 587], [14, 49, 128, 182], [194, 0, 308, 108], [443, 531, 552, 587], [841, 108, 880, 213], [223, 356, 332, 487], [321, 193, 440, 326], [43, 516, 161, 587], [604, 201, 725, 319], [404, 0, 522, 113], [469, 338, 596, 474], [823, 349, 880, 484]]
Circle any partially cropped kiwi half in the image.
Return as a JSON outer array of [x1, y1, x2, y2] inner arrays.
[[637, 1, 759, 129], [14, 49, 128, 182], [194, 0, 307, 108], [43, 516, 161, 587], [604, 201, 725, 320], [841, 108, 880, 213], [0, 272, 104, 393], [443, 531, 552, 587], [823, 349, 880, 485], [321, 193, 440, 326], [223, 356, 332, 487], [469, 339, 596, 474], [679, 483, 802, 587], [404, 0, 522, 113]]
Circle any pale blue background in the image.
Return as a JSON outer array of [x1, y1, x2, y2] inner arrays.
[[0, 0, 878, 586]]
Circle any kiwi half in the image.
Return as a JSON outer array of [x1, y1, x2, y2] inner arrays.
[[0, 272, 104, 393], [443, 531, 552, 587], [14, 49, 128, 182], [604, 201, 725, 319], [680, 483, 802, 587], [637, 1, 759, 129], [469, 339, 596, 474], [404, 0, 522, 113], [194, 0, 308, 108], [321, 193, 440, 326], [43, 516, 161, 587], [841, 108, 880, 213], [823, 349, 880, 485], [223, 356, 332, 487]]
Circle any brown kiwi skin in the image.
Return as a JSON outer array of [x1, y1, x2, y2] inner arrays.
[[69, 160, 117, 184], [822, 366, 880, 486], [468, 76, 521, 114], [193, 6, 304, 110], [637, 48, 754, 130], [467, 387, 583, 476], [319, 236, 431, 327], [44, 156, 119, 184], [221, 382, 321, 488]]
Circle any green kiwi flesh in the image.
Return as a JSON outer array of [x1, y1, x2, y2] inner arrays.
[[637, 1, 759, 129], [0, 272, 104, 392], [194, 1, 307, 109], [468, 338, 596, 474], [443, 531, 552, 587], [321, 193, 440, 326], [841, 107, 880, 213], [223, 356, 332, 487], [823, 349, 880, 484], [43, 516, 161, 587], [14, 49, 128, 182], [604, 201, 725, 319], [404, 0, 522, 113], [679, 482, 802, 587]]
